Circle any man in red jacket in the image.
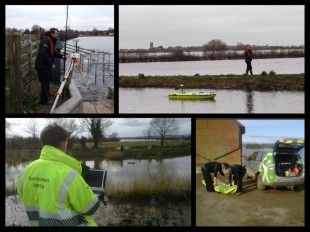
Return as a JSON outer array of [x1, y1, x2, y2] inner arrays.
[[244, 44, 253, 75], [35, 28, 65, 105]]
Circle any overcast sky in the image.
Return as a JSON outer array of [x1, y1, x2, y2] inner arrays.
[[238, 119, 304, 144], [119, 5, 304, 49], [5, 5, 114, 31], [5, 118, 191, 138]]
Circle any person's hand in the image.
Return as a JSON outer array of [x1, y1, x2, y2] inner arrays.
[[98, 193, 104, 201], [52, 64, 56, 69]]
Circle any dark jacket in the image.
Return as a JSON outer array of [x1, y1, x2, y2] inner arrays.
[[227, 164, 246, 183], [35, 32, 63, 70], [202, 161, 224, 177], [244, 48, 253, 62]]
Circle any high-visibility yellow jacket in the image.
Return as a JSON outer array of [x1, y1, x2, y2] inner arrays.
[[16, 145, 99, 226]]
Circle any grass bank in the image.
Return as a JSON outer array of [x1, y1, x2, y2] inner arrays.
[[71, 140, 191, 159], [71, 145, 191, 160], [119, 74, 304, 91]]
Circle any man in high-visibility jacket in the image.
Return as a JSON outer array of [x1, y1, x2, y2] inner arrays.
[[16, 123, 99, 226]]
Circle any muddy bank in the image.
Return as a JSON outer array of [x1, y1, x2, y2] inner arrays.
[[6, 195, 191, 227], [119, 74, 304, 91]]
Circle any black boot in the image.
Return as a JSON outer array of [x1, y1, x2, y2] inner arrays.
[[250, 70, 253, 75]]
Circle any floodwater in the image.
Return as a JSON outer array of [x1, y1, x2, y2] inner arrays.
[[119, 88, 304, 114], [5, 155, 191, 226], [63, 36, 114, 100], [6, 195, 191, 226], [6, 155, 190, 191], [83, 156, 191, 184], [119, 57, 304, 76]]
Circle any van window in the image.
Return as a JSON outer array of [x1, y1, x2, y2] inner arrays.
[[256, 152, 263, 161]]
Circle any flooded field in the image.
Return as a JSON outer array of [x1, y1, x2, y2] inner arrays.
[[119, 88, 304, 114], [119, 58, 304, 76]]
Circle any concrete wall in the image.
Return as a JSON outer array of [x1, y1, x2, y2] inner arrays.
[[196, 119, 244, 167], [52, 81, 83, 114]]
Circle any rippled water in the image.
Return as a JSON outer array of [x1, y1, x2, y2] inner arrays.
[[119, 88, 304, 114], [119, 58, 304, 76]]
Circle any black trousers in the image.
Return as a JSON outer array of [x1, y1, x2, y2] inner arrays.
[[235, 167, 247, 192], [37, 68, 52, 104], [246, 61, 253, 75], [201, 167, 215, 192]]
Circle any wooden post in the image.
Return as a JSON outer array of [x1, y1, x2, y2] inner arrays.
[[6, 34, 23, 113], [5, 56, 11, 113]]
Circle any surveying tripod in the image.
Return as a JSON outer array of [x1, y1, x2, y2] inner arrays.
[[50, 53, 88, 113]]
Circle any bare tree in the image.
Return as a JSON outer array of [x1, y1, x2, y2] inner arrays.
[[26, 119, 39, 139], [202, 39, 228, 59], [149, 118, 180, 147], [81, 118, 113, 149], [143, 126, 153, 146], [171, 47, 185, 61], [25, 119, 41, 150], [108, 132, 119, 142], [31, 24, 41, 34], [48, 118, 80, 138]]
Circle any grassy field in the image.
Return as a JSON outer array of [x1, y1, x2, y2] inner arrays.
[[78, 139, 191, 149], [4, 140, 192, 160], [119, 74, 304, 91]]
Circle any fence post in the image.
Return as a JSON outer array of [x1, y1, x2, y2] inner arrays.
[[5, 56, 11, 113], [6, 34, 23, 113], [29, 39, 33, 75]]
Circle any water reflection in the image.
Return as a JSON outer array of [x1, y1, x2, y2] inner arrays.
[[246, 89, 254, 114], [6, 156, 191, 190]]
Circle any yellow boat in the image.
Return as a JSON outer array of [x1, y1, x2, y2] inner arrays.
[[168, 91, 216, 100]]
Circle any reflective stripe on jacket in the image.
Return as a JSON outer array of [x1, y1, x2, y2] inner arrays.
[[16, 145, 99, 226]]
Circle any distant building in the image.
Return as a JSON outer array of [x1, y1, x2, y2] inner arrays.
[[150, 42, 153, 49], [196, 119, 245, 167]]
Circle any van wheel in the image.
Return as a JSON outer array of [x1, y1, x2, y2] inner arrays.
[[257, 173, 266, 190]]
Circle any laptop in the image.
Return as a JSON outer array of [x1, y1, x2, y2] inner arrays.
[[84, 168, 107, 197]]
